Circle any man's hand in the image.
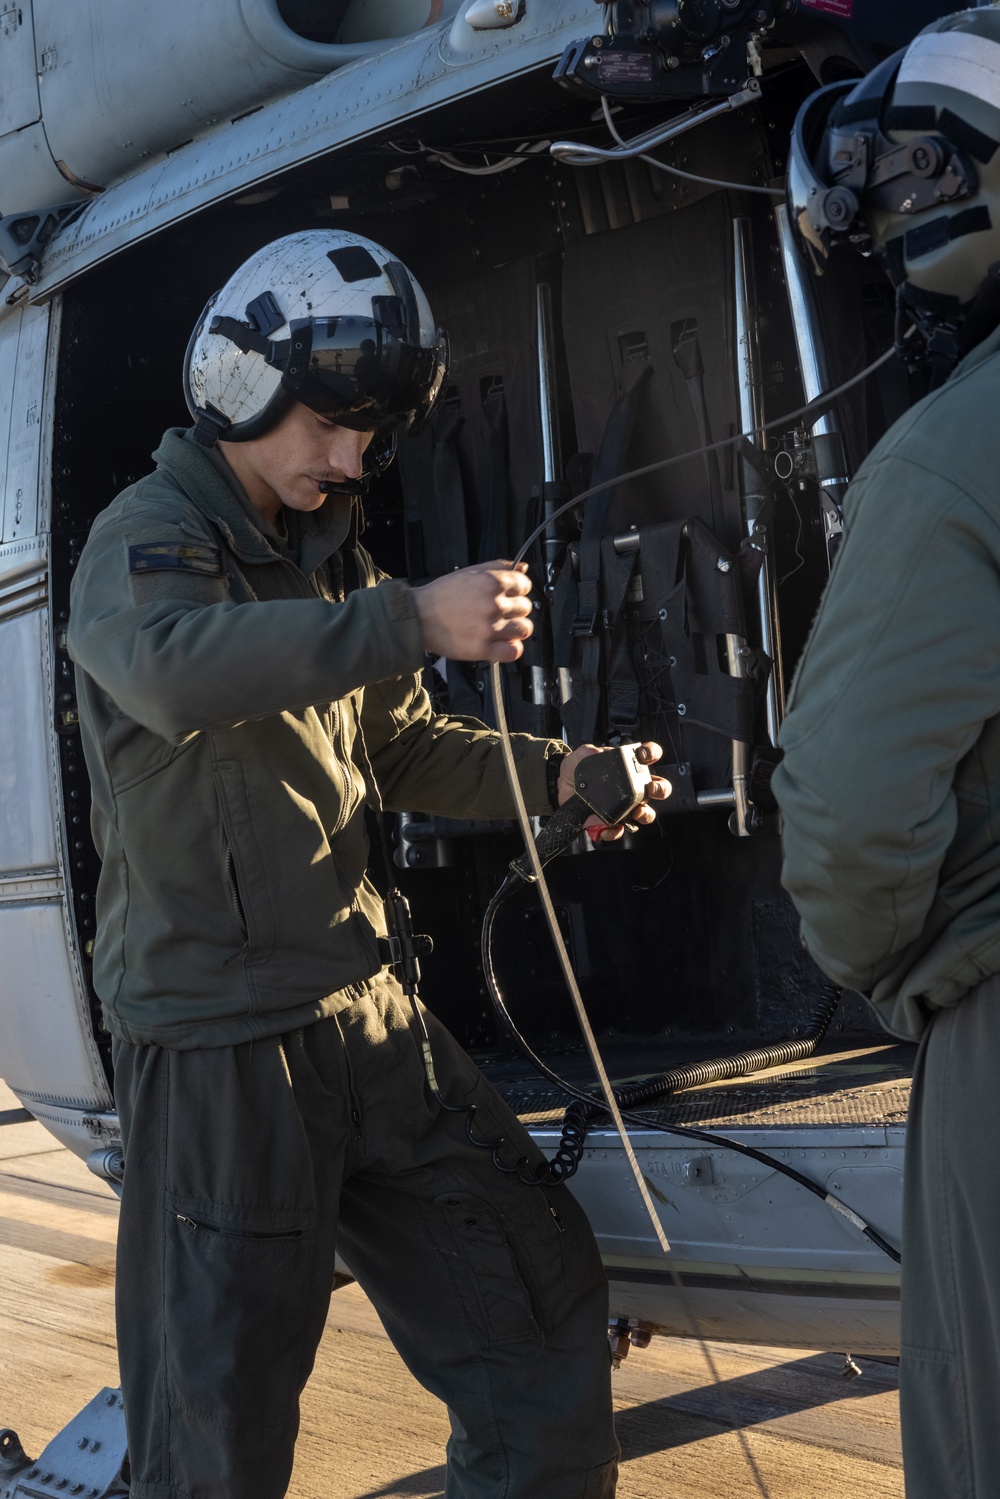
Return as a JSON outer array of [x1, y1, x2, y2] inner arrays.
[[557, 742, 671, 842], [412, 561, 534, 663]]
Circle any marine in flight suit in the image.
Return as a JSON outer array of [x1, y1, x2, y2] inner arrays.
[[776, 15, 1000, 1495], [67, 231, 669, 1498]]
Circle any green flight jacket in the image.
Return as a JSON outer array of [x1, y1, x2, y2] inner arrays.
[[68, 428, 565, 1049], [773, 324, 1000, 1041]]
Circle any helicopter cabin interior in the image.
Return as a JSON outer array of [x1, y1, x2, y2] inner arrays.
[[44, 37, 928, 1133]]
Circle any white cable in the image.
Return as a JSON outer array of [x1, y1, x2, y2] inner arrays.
[[421, 139, 551, 176], [549, 85, 783, 199], [489, 661, 671, 1254], [600, 94, 785, 198], [551, 88, 752, 168]]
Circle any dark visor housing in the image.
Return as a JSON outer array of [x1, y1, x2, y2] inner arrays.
[[209, 311, 449, 437], [788, 79, 863, 269], [283, 316, 448, 435]]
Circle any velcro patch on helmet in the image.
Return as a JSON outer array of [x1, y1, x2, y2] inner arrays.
[[328, 246, 381, 283], [881, 235, 907, 286], [128, 542, 224, 576], [884, 105, 936, 133], [905, 204, 992, 262], [899, 31, 1000, 116], [938, 108, 999, 166]]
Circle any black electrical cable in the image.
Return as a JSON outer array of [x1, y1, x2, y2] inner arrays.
[[596, 986, 841, 1107], [480, 884, 901, 1263], [512, 344, 897, 573]]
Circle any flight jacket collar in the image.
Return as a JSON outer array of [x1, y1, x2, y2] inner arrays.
[[152, 426, 352, 576]]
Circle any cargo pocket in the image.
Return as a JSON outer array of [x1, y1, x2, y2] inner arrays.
[[434, 1191, 543, 1348], [457, 1077, 606, 1337], [165, 1194, 313, 1429]]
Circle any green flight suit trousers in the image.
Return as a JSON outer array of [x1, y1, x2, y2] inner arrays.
[[901, 973, 1000, 1498], [112, 975, 619, 1499]]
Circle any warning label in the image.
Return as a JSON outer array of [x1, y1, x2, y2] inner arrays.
[[598, 51, 655, 84], [802, 0, 853, 16]]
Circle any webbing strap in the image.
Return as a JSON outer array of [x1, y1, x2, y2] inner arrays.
[[432, 404, 470, 570], [479, 381, 510, 563], [574, 358, 653, 632], [672, 322, 723, 534], [602, 539, 641, 738], [559, 358, 653, 744]]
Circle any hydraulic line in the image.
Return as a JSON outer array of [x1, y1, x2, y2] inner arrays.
[[551, 85, 785, 198]]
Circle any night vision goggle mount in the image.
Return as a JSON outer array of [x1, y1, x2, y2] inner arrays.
[[789, 51, 978, 267]]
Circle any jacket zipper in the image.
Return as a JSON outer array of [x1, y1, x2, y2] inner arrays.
[[329, 701, 354, 840], [175, 1214, 303, 1241]]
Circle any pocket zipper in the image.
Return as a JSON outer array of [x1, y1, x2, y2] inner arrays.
[[175, 1214, 302, 1241], [224, 844, 248, 938]]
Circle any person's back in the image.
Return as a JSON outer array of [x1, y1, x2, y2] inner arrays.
[[775, 16, 1000, 1494], [776, 321, 1000, 1041]]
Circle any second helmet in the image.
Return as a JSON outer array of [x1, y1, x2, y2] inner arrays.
[[788, 9, 1000, 365]]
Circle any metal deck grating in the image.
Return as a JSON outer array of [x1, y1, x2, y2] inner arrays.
[[484, 1042, 916, 1131]]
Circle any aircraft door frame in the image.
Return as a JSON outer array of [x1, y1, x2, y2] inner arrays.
[[2, 299, 51, 543], [0, 293, 114, 1154]]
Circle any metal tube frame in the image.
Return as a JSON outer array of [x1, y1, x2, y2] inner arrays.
[[733, 216, 785, 750], [774, 203, 850, 565]]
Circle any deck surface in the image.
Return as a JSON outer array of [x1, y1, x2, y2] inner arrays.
[[0, 1081, 905, 1498]]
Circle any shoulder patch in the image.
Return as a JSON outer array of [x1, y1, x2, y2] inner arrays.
[[128, 542, 223, 577]]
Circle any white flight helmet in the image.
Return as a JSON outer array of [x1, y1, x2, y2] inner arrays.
[[184, 230, 449, 488]]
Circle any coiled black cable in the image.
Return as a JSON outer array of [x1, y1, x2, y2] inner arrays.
[[480, 881, 901, 1264], [609, 983, 841, 1110]]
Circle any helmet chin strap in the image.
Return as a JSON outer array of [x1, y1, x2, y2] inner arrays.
[[896, 262, 1000, 383]]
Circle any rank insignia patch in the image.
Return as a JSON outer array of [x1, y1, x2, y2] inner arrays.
[[128, 543, 224, 576]]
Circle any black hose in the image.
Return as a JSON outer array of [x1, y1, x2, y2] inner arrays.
[[610, 983, 841, 1111], [481, 882, 901, 1264]]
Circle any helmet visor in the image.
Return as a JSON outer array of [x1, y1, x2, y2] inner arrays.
[[282, 316, 449, 435]]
